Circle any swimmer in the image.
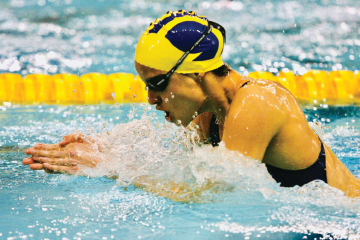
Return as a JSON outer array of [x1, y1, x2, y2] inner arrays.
[[23, 10, 360, 198]]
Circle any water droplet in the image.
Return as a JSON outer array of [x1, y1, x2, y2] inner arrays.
[[73, 89, 76, 93], [111, 92, 116, 99], [145, 86, 149, 91], [86, 91, 88, 94], [146, 97, 149, 100], [171, 94, 175, 98], [177, 120, 182, 125], [133, 95, 136, 98], [164, 98, 169, 103]]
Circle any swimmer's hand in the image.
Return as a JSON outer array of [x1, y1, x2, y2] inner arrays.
[[23, 134, 104, 174], [58, 133, 87, 147]]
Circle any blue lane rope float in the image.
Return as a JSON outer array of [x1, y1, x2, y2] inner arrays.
[[0, 70, 359, 105]]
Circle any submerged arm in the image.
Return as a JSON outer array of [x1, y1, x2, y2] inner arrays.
[[134, 175, 231, 202]]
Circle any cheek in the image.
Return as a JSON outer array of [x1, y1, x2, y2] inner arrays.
[[165, 82, 203, 110], [167, 85, 195, 101]]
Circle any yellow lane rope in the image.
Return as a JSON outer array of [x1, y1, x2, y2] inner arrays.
[[0, 70, 359, 105]]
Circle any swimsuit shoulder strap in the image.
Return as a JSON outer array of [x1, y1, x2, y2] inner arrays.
[[240, 81, 250, 88], [210, 114, 220, 147]]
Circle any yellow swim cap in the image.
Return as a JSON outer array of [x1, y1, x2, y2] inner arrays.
[[135, 10, 225, 73]]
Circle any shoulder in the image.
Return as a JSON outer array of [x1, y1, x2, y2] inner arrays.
[[223, 80, 290, 154], [229, 80, 289, 122]]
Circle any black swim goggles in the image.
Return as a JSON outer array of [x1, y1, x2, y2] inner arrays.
[[143, 21, 226, 92]]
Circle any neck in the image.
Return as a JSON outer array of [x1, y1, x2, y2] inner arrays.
[[199, 69, 249, 124]]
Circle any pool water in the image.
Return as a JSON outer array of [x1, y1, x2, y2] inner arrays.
[[1, 0, 360, 239], [1, 104, 360, 239]]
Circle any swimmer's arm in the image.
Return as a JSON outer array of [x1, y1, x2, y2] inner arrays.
[[222, 85, 287, 161], [324, 144, 360, 198], [133, 176, 196, 202]]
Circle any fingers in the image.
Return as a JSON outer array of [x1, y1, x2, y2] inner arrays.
[[34, 143, 61, 151], [23, 156, 78, 174], [32, 156, 78, 166], [29, 163, 45, 170], [45, 169, 61, 174], [23, 157, 44, 170], [59, 134, 84, 147], [25, 133, 87, 156], [25, 147, 36, 155], [30, 134, 85, 150], [43, 163, 79, 174], [25, 148, 77, 158], [23, 157, 36, 165]]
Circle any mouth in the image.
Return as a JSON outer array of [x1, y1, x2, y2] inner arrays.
[[164, 111, 171, 122]]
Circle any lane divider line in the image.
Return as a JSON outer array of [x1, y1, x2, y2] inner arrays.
[[0, 70, 359, 105]]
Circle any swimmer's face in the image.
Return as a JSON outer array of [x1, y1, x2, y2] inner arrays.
[[135, 62, 206, 126]]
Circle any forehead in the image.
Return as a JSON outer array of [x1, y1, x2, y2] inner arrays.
[[135, 62, 167, 81]]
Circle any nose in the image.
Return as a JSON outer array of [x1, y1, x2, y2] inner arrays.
[[147, 89, 162, 106]]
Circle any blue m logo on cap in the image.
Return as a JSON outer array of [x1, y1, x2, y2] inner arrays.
[[165, 21, 219, 61], [149, 16, 220, 62]]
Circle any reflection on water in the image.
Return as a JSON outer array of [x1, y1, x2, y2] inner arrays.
[[0, 0, 360, 76]]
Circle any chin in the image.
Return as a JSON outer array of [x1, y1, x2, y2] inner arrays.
[[173, 120, 184, 127], [179, 118, 193, 127]]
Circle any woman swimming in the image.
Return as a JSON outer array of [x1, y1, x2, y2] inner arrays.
[[23, 10, 360, 198]]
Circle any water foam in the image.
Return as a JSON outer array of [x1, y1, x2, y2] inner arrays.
[[74, 111, 360, 236], [76, 112, 277, 201]]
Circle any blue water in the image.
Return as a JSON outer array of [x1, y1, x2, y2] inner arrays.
[[1, 0, 360, 239], [1, 104, 360, 239]]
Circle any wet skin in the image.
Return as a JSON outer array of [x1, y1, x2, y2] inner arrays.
[[24, 62, 360, 198]]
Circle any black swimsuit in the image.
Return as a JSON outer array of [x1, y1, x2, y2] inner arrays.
[[209, 81, 327, 187]]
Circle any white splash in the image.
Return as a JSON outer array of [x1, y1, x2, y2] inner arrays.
[[79, 112, 278, 202]]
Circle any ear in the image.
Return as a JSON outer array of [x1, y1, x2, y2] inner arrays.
[[184, 72, 206, 82], [197, 72, 206, 78]]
